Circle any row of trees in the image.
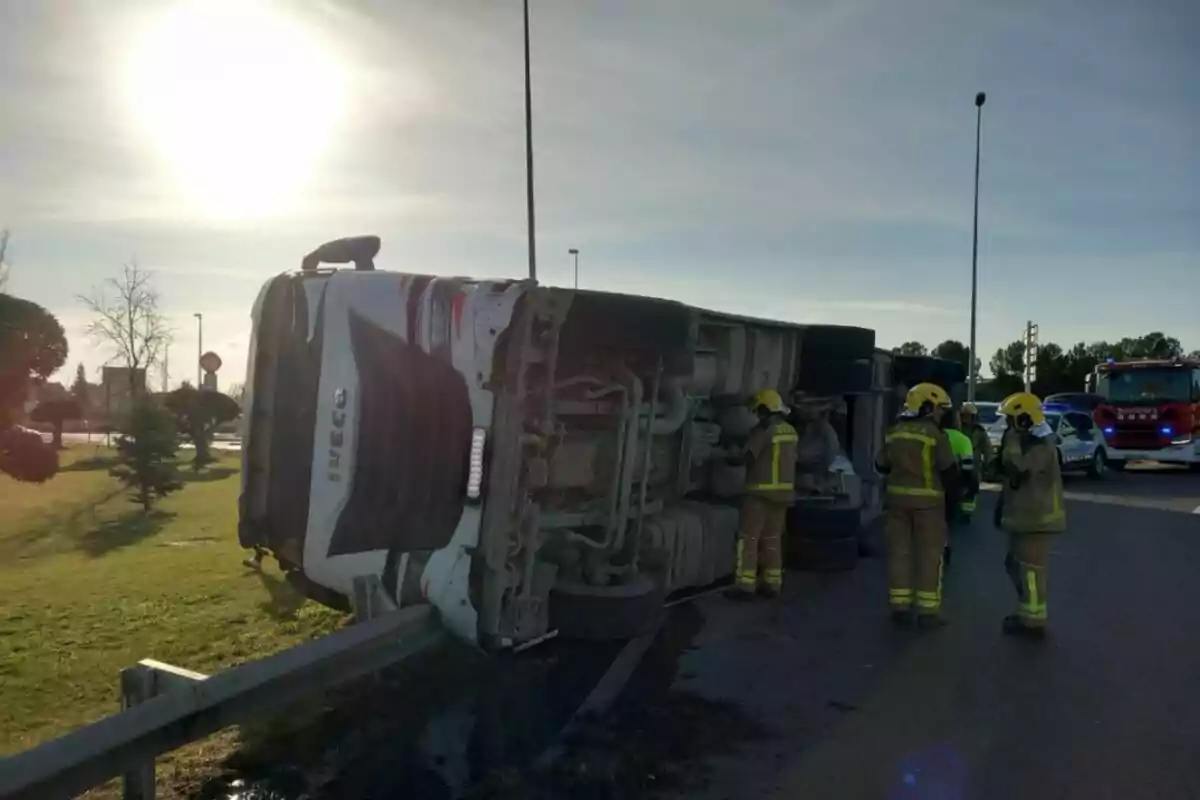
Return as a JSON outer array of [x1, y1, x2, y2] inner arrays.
[[894, 332, 1199, 400], [1, 241, 240, 507]]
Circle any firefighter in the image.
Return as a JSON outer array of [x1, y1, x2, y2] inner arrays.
[[961, 402, 994, 479], [791, 395, 842, 495], [997, 391, 1066, 640], [876, 383, 958, 628], [727, 389, 798, 600]]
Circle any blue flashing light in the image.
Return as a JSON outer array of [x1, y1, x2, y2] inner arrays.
[[1161, 426, 1174, 436], [1106, 357, 1116, 365], [1103, 427, 1115, 435]]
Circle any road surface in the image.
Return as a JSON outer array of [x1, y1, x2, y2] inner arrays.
[[544, 464, 1200, 799]]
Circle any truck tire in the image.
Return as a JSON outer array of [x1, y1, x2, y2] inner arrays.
[[549, 575, 665, 641], [801, 325, 876, 360], [794, 358, 873, 395], [786, 505, 861, 572]]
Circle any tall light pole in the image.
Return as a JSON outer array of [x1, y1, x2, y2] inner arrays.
[[967, 91, 986, 403], [523, 0, 537, 282], [568, 248, 579, 288], [194, 312, 203, 388]]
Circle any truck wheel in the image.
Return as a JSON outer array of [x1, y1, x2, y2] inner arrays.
[[794, 358, 873, 395], [1087, 450, 1107, 480], [549, 575, 665, 641], [801, 325, 876, 360], [786, 505, 861, 572]]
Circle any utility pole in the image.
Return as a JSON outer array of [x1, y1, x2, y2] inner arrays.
[[523, 0, 537, 282], [967, 91, 987, 403], [194, 313, 203, 387], [568, 248, 579, 288], [1023, 320, 1039, 393], [162, 345, 169, 393]]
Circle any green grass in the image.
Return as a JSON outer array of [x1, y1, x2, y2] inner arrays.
[[0, 446, 345, 764]]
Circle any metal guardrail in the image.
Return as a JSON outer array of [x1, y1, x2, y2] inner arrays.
[[0, 604, 445, 800]]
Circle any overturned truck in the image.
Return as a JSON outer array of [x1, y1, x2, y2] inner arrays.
[[238, 238, 898, 650]]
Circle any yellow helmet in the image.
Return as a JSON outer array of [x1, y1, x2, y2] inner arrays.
[[999, 392, 1045, 425], [961, 402, 978, 417], [903, 382, 951, 415], [749, 389, 786, 414]]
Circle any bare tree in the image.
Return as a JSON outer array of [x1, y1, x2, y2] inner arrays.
[[0, 229, 10, 292], [78, 261, 171, 393]]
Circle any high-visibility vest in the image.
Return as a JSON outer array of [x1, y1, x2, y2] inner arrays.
[[946, 428, 975, 473], [746, 420, 798, 503]]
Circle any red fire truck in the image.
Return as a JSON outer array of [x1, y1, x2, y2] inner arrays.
[[1088, 357, 1200, 469]]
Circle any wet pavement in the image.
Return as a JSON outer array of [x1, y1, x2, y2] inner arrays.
[[189, 636, 624, 799], [191, 464, 1200, 799], [578, 464, 1200, 799]]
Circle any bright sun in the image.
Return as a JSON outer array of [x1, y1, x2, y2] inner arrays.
[[121, 0, 348, 221]]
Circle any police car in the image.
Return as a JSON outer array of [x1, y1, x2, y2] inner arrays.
[[986, 403, 1109, 479]]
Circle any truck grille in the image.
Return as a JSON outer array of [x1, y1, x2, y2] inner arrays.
[[325, 311, 474, 557]]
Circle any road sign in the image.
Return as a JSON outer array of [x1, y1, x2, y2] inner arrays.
[[199, 351, 222, 374]]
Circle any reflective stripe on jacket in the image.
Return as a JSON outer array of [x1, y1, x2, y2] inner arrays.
[[877, 417, 955, 510], [746, 419, 798, 504], [1000, 434, 1066, 533]]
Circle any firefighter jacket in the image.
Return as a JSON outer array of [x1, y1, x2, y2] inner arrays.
[[1000, 433, 1066, 533], [745, 418, 799, 505], [968, 423, 993, 467], [876, 417, 956, 511]]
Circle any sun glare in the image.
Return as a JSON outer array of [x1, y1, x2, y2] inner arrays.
[[121, 0, 349, 221]]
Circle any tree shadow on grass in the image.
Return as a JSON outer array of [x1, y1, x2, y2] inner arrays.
[[60, 454, 118, 473], [4, 487, 128, 560], [179, 466, 239, 484], [77, 508, 177, 557], [253, 568, 307, 622]]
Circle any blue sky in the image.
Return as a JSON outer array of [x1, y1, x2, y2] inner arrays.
[[1, 0, 1196, 387]]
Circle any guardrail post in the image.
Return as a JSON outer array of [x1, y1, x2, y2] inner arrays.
[[119, 666, 156, 800], [118, 660, 210, 800]]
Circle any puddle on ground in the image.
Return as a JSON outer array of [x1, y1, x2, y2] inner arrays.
[[190, 635, 622, 800]]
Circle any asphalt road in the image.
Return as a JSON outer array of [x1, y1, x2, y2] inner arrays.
[[555, 464, 1200, 799]]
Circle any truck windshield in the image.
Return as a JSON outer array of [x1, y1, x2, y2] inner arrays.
[[1096, 369, 1193, 403]]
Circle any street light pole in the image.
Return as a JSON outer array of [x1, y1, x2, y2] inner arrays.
[[568, 248, 579, 288], [523, 0, 537, 282], [967, 91, 986, 403], [194, 313, 203, 388]]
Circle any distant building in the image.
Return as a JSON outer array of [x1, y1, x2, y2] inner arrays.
[[101, 367, 147, 421]]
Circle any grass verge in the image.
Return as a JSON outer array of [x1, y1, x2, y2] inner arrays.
[[0, 446, 345, 797]]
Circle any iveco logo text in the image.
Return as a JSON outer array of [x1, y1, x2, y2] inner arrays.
[[328, 388, 348, 482]]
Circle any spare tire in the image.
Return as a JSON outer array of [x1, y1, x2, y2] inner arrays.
[[549, 575, 665, 641], [794, 358, 873, 394], [801, 325, 876, 361]]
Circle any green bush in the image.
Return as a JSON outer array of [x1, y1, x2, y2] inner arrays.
[[163, 385, 241, 467], [110, 399, 182, 511]]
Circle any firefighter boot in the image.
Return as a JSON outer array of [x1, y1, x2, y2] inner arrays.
[[1003, 614, 1046, 640], [917, 614, 948, 631]]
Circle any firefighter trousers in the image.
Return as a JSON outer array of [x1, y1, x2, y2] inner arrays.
[[885, 506, 947, 617], [1005, 532, 1051, 627], [736, 495, 787, 592]]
